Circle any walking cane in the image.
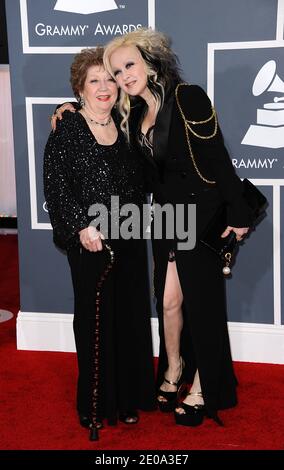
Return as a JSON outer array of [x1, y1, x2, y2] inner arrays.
[[89, 242, 115, 441]]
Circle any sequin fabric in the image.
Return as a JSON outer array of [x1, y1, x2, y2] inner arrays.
[[43, 112, 146, 249]]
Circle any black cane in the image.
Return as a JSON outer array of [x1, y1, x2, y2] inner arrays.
[[89, 242, 114, 441]]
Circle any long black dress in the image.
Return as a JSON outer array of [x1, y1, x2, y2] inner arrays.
[[131, 84, 253, 420], [43, 111, 156, 424]]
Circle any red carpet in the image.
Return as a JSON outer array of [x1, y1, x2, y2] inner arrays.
[[1, 235, 284, 450]]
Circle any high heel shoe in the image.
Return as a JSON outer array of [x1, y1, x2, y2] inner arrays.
[[119, 411, 139, 424], [174, 391, 206, 427], [157, 357, 185, 412]]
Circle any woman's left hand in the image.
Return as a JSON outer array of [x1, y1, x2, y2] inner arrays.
[[221, 226, 249, 242]]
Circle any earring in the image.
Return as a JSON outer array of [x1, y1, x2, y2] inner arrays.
[[79, 95, 85, 107]]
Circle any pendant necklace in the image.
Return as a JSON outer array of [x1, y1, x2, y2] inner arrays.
[[83, 109, 112, 127]]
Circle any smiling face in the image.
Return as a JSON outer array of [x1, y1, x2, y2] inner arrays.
[[109, 45, 148, 98], [81, 65, 118, 112]]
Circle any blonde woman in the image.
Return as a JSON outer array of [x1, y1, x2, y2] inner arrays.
[[104, 29, 251, 427], [54, 31, 252, 427]]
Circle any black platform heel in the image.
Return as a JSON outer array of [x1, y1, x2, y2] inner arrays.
[[157, 357, 185, 412], [174, 391, 206, 427]]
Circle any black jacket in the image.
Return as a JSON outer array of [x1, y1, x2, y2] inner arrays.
[[133, 84, 253, 230]]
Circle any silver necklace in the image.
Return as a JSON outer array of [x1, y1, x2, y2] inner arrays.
[[83, 110, 112, 127]]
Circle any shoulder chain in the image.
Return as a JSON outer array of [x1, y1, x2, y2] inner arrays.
[[175, 83, 216, 184]]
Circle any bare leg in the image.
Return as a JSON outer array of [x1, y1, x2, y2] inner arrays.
[[158, 261, 183, 402]]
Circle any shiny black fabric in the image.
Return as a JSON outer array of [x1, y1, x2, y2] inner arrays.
[[43, 111, 146, 250]]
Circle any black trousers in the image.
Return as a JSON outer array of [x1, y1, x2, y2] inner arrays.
[[67, 241, 156, 424]]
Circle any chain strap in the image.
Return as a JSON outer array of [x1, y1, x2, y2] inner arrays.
[[175, 82, 218, 137], [175, 83, 216, 184]]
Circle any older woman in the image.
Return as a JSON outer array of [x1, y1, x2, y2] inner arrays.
[[43, 47, 156, 440]]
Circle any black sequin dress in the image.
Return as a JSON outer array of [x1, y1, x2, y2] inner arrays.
[[44, 111, 156, 424]]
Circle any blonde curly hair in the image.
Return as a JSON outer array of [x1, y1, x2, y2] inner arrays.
[[104, 28, 182, 139]]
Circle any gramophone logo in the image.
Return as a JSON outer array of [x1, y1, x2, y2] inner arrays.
[[54, 0, 118, 15], [242, 60, 284, 149]]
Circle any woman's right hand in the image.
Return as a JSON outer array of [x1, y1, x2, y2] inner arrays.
[[221, 225, 249, 242], [50, 103, 76, 131], [79, 226, 105, 252]]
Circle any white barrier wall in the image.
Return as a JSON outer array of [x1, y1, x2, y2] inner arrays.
[[0, 65, 16, 217]]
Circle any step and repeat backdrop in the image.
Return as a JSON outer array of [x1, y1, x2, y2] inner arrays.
[[5, 0, 284, 362]]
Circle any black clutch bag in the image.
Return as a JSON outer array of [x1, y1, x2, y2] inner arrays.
[[200, 179, 267, 274]]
